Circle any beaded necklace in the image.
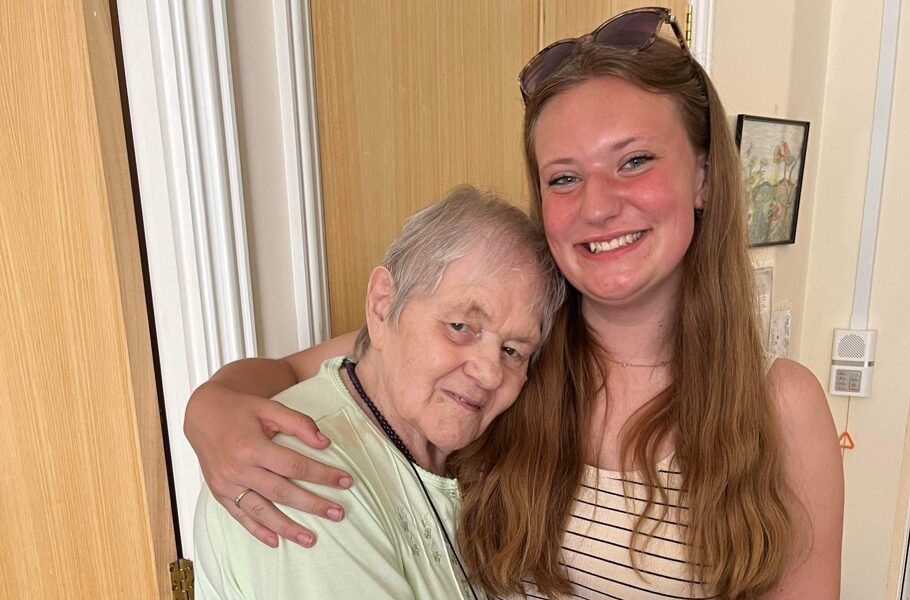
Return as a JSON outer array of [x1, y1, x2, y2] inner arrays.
[[342, 359, 479, 600]]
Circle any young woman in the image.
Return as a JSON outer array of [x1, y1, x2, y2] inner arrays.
[[185, 8, 842, 598]]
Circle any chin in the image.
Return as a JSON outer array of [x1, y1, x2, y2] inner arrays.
[[430, 431, 478, 454]]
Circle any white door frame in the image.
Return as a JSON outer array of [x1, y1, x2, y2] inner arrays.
[[117, 0, 256, 559], [116, 0, 329, 558]]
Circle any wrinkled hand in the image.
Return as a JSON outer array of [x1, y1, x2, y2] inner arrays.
[[185, 382, 353, 548]]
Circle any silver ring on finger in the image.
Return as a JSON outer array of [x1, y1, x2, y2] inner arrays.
[[233, 488, 252, 507]]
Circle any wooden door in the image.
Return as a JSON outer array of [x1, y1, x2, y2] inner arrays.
[[311, 0, 688, 335], [0, 1, 176, 598]]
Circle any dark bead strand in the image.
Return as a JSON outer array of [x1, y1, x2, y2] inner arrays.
[[343, 358, 416, 464]]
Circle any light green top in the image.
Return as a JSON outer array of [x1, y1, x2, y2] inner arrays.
[[194, 357, 484, 599]]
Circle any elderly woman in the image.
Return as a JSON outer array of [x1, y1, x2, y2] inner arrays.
[[193, 186, 564, 599]]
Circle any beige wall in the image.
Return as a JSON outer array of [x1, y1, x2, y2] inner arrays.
[[715, 0, 910, 596]]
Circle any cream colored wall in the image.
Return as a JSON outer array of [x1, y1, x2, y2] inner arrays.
[[226, 1, 301, 357], [712, 0, 832, 360], [715, 0, 910, 596], [880, 24, 910, 589]]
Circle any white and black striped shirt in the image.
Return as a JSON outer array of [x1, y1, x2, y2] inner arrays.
[[520, 456, 716, 600]]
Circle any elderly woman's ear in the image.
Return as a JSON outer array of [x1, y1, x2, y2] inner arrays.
[[364, 266, 396, 349]]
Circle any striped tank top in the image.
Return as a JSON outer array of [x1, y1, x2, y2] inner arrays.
[[520, 455, 715, 599], [526, 456, 714, 600], [518, 356, 779, 599]]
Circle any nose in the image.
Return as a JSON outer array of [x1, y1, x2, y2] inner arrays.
[[579, 172, 621, 224], [464, 343, 503, 391]]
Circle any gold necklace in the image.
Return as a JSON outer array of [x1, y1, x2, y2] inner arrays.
[[604, 356, 671, 369]]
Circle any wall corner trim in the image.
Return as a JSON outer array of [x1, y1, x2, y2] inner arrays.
[[272, 0, 332, 348]]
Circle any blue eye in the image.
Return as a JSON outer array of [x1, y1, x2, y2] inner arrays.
[[547, 174, 579, 187], [623, 155, 654, 170]]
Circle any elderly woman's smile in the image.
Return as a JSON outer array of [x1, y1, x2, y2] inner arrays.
[[348, 245, 545, 475]]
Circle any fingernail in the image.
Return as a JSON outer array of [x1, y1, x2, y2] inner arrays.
[[267, 536, 279, 548], [316, 431, 328, 442], [326, 507, 344, 521], [296, 532, 315, 547], [338, 476, 352, 488]]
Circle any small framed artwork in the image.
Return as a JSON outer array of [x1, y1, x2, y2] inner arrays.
[[735, 115, 810, 247]]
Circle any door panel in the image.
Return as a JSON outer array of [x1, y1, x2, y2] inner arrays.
[[311, 0, 539, 335], [0, 1, 175, 598], [312, 0, 691, 336]]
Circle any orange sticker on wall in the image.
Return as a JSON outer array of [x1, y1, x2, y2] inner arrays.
[[839, 431, 855, 450]]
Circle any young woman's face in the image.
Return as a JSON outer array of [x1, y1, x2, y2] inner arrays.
[[534, 76, 706, 312]]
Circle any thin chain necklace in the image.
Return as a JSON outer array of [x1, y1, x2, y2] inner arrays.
[[341, 359, 479, 600], [604, 355, 670, 369]]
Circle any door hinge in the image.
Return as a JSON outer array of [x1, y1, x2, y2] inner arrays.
[[169, 558, 194, 600], [685, 4, 693, 46]]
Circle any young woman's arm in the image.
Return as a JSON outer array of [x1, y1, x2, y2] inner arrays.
[[762, 358, 844, 599], [184, 332, 357, 547]]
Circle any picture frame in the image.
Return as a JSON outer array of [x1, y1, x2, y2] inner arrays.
[[735, 115, 810, 247]]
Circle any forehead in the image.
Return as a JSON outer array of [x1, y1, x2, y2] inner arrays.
[[427, 251, 544, 330], [534, 76, 690, 155]]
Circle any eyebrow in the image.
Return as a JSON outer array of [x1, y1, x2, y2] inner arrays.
[[446, 302, 541, 345], [540, 134, 661, 167], [457, 302, 489, 321]]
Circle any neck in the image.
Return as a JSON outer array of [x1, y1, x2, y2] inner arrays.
[[581, 286, 677, 367], [343, 356, 449, 475]]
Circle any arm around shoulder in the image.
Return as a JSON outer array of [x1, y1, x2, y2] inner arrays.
[[763, 358, 844, 599], [184, 341, 358, 549]]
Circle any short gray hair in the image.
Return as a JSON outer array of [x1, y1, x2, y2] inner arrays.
[[353, 185, 565, 359]]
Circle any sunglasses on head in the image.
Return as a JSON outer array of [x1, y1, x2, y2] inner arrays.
[[518, 7, 690, 102]]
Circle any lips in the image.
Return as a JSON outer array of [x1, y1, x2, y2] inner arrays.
[[444, 390, 482, 412]]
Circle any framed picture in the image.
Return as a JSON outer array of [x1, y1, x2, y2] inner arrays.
[[735, 115, 810, 247]]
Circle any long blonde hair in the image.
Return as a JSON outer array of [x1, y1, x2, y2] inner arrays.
[[455, 39, 795, 599]]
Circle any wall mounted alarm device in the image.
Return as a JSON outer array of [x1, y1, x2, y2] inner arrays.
[[828, 329, 877, 397]]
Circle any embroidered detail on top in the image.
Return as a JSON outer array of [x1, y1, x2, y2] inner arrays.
[[396, 507, 442, 562]]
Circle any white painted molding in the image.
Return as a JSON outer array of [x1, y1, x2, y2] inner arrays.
[[117, 0, 257, 558], [272, 0, 331, 347], [851, 0, 899, 332], [689, 0, 714, 75], [690, 0, 715, 74]]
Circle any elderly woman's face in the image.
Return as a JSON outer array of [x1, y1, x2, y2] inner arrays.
[[372, 248, 544, 454]]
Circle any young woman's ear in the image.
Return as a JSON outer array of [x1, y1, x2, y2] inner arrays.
[[364, 266, 396, 349]]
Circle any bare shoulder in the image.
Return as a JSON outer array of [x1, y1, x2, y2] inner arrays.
[[766, 357, 835, 434], [762, 357, 843, 598]]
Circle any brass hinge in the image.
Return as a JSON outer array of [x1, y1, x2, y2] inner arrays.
[[169, 558, 194, 600], [685, 4, 693, 46]]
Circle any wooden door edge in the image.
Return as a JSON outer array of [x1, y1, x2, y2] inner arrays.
[[80, 1, 179, 597]]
